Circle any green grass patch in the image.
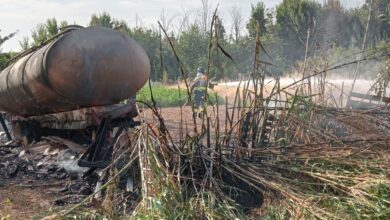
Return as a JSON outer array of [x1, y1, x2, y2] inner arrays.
[[137, 82, 223, 107]]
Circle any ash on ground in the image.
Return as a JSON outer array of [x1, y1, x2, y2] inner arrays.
[[0, 138, 95, 206]]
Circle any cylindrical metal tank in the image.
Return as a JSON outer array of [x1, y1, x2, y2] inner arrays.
[[0, 27, 150, 116]]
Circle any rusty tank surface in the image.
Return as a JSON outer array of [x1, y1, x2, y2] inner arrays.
[[0, 26, 150, 117]]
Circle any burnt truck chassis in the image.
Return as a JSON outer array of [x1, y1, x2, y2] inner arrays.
[[4, 100, 140, 169]]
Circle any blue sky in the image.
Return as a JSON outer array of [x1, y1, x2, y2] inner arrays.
[[0, 0, 365, 52]]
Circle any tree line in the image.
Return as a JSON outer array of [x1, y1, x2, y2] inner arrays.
[[0, 0, 389, 80]]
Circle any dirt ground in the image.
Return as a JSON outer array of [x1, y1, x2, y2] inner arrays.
[[0, 179, 67, 219], [0, 105, 226, 220], [0, 104, 231, 220], [138, 104, 240, 141]]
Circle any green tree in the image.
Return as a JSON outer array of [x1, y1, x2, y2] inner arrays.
[[177, 24, 208, 77], [31, 24, 48, 46], [345, 8, 365, 46], [276, 0, 321, 64], [215, 16, 226, 41], [320, 0, 350, 47], [89, 12, 133, 31], [247, 2, 267, 37], [126, 26, 163, 80], [230, 6, 244, 44], [19, 37, 29, 50], [0, 52, 15, 71], [0, 30, 17, 70], [365, 0, 390, 47], [89, 12, 113, 28], [46, 18, 59, 37], [213, 16, 230, 79], [0, 30, 17, 50], [28, 18, 68, 47]]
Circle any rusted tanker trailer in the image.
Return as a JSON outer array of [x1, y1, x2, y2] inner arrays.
[[0, 26, 150, 168]]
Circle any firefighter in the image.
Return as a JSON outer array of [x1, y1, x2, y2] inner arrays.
[[190, 67, 208, 118]]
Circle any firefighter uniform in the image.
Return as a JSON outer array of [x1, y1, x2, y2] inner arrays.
[[191, 67, 208, 118]]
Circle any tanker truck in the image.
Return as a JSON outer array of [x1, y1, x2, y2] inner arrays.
[[0, 26, 150, 168]]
